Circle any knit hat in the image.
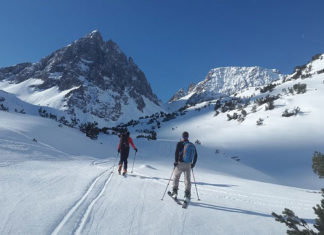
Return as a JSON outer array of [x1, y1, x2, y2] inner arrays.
[[182, 131, 189, 140]]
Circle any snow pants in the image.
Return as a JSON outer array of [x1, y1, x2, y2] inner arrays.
[[172, 162, 191, 196], [119, 147, 130, 170]]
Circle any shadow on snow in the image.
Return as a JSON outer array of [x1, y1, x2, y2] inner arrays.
[[128, 173, 236, 188]]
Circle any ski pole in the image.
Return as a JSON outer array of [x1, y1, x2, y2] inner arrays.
[[111, 152, 119, 173], [191, 168, 201, 201], [131, 151, 136, 173], [161, 167, 176, 201]]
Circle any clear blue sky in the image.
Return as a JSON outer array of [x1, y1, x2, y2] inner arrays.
[[1, 0, 324, 101]]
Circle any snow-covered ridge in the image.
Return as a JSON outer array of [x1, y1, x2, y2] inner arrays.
[[169, 53, 324, 111], [169, 66, 285, 108], [0, 78, 79, 110], [288, 53, 324, 80], [197, 66, 284, 95], [0, 89, 66, 120]]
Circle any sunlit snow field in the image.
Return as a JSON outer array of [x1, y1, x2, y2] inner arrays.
[[0, 109, 322, 234]]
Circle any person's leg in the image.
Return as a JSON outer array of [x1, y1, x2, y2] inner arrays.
[[172, 165, 182, 195], [123, 148, 130, 172], [118, 152, 123, 173], [183, 163, 191, 199]]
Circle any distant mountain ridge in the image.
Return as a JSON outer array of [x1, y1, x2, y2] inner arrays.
[[0, 30, 323, 129], [169, 66, 285, 107], [0, 30, 162, 125]]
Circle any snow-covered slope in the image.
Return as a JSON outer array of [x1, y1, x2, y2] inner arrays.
[[0, 110, 321, 235], [0, 78, 79, 110], [123, 53, 324, 189], [169, 66, 285, 111], [0, 30, 163, 126], [0, 89, 67, 120]]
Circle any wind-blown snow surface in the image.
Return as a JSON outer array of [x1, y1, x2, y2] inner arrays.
[[0, 111, 321, 234]]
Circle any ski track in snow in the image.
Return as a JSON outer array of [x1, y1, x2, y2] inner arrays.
[[74, 171, 114, 235], [91, 160, 113, 166], [181, 210, 187, 235], [127, 181, 146, 235], [91, 159, 116, 169], [43, 165, 319, 235], [51, 167, 114, 235]]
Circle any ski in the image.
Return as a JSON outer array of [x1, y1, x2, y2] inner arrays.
[[167, 191, 182, 205]]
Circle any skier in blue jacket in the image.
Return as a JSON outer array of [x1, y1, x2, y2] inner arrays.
[[170, 131, 197, 201]]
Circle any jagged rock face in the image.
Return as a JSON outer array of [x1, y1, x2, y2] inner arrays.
[[169, 88, 186, 103], [187, 83, 196, 93], [0, 30, 160, 123], [169, 66, 285, 105], [168, 83, 196, 103]]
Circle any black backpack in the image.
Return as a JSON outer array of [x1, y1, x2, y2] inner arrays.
[[120, 133, 129, 150]]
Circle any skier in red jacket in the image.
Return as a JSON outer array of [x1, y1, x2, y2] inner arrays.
[[118, 131, 137, 175]]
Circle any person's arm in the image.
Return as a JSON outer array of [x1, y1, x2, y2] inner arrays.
[[193, 149, 197, 165], [128, 137, 137, 151], [174, 142, 181, 163], [117, 141, 121, 152]]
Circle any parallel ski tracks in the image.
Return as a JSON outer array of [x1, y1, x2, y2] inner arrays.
[[51, 168, 114, 235]]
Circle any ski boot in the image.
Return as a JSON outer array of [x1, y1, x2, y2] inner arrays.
[[182, 190, 191, 208], [170, 188, 178, 199], [184, 190, 191, 202], [118, 164, 122, 175]]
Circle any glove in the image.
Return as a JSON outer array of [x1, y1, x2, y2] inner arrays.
[[191, 163, 195, 169], [174, 162, 178, 167], [118, 149, 120, 153], [135, 148, 138, 153]]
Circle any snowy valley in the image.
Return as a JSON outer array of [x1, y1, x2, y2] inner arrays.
[[0, 31, 324, 234], [0, 109, 321, 234]]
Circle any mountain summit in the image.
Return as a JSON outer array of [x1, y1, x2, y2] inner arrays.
[[0, 30, 161, 124]]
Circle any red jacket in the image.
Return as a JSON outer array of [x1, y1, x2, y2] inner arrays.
[[118, 137, 136, 151]]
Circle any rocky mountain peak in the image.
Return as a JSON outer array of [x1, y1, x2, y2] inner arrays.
[[187, 83, 196, 93], [0, 30, 162, 124], [86, 29, 102, 39], [169, 88, 186, 103], [73, 30, 104, 46]]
